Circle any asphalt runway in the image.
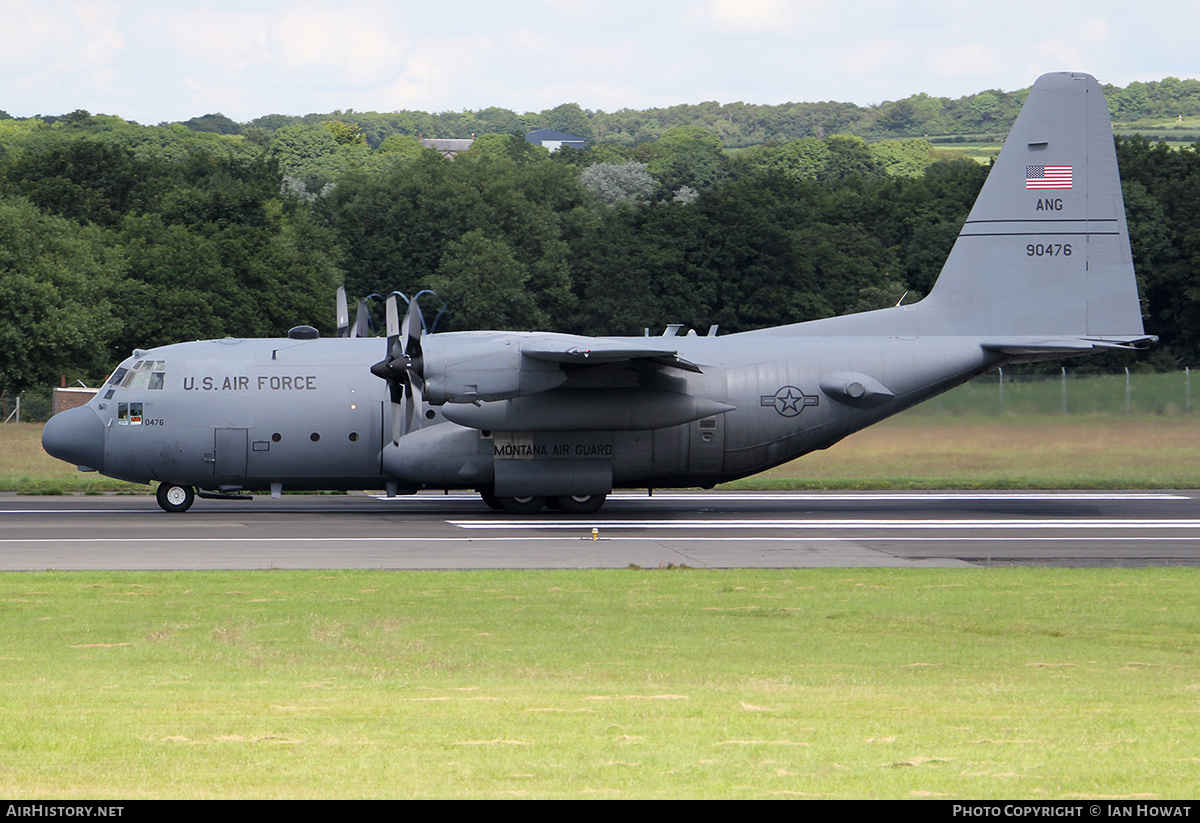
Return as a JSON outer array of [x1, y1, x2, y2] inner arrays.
[[3, 490, 1200, 570]]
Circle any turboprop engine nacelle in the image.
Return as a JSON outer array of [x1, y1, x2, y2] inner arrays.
[[420, 334, 568, 405]]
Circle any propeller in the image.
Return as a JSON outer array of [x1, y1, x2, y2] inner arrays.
[[370, 294, 426, 443]]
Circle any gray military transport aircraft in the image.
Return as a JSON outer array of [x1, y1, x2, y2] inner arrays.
[[43, 72, 1152, 514]]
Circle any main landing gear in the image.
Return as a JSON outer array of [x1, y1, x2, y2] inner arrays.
[[555, 494, 606, 514], [478, 489, 607, 514], [156, 482, 195, 513]]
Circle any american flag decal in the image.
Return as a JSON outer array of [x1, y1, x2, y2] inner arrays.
[[1026, 165, 1072, 189]]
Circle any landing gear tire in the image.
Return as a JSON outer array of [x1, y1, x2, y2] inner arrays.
[[479, 488, 504, 511], [156, 483, 195, 513], [555, 494, 607, 514], [498, 495, 547, 514]]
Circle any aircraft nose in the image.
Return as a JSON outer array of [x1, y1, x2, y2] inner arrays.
[[42, 405, 105, 472]]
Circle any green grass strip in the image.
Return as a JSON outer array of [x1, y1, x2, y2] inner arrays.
[[1, 568, 1197, 799]]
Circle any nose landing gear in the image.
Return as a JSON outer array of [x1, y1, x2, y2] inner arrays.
[[156, 483, 195, 513]]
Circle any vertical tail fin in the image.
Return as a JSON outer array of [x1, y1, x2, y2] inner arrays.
[[924, 72, 1145, 340]]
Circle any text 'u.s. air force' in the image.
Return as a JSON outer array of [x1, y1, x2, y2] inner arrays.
[[183, 376, 317, 391]]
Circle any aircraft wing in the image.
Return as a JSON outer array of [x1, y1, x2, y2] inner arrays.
[[521, 338, 703, 373], [416, 331, 720, 431]]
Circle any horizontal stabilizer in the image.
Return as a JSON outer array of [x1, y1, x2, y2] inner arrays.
[[981, 335, 1157, 358]]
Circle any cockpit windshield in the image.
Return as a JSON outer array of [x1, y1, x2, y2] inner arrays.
[[118, 360, 166, 391]]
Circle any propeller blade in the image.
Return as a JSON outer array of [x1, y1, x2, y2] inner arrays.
[[354, 300, 370, 338], [336, 287, 350, 338], [403, 379, 416, 435], [385, 295, 400, 340], [399, 301, 412, 346], [404, 299, 424, 353], [391, 385, 405, 445], [406, 370, 426, 432], [400, 298, 424, 395]]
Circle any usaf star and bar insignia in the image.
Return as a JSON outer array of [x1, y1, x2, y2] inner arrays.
[[761, 386, 819, 417]]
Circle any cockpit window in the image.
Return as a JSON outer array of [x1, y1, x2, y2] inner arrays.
[[119, 360, 166, 390], [108, 367, 128, 386], [117, 402, 143, 425]]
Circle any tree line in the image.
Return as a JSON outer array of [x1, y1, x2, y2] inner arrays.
[[0, 110, 1197, 393], [7, 77, 1200, 149]]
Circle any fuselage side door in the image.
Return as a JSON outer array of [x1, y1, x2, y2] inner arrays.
[[214, 427, 248, 479], [687, 414, 725, 476]]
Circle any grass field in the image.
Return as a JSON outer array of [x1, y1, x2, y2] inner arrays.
[[1, 422, 143, 493], [730, 415, 1200, 490], [1, 568, 1196, 799], [1113, 116, 1200, 147], [927, 143, 1001, 165]]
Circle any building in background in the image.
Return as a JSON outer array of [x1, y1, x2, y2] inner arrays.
[[419, 138, 474, 159], [524, 129, 586, 151]]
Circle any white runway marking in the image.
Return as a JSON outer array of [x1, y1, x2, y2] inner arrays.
[[4, 535, 1200, 545], [450, 518, 1200, 530], [369, 492, 1190, 503]]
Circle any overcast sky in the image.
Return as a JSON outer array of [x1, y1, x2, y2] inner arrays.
[[3, 0, 1197, 124]]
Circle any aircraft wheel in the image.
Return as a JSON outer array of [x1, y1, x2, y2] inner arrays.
[[156, 483, 195, 513], [479, 488, 504, 511], [498, 495, 546, 514], [555, 494, 606, 514]]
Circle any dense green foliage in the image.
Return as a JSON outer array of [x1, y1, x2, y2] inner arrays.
[[1, 80, 1199, 391], [1116, 136, 1200, 369], [0, 127, 339, 389], [218, 77, 1200, 147]]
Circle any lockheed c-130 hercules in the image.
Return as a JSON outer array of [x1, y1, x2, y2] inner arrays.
[[43, 72, 1152, 514]]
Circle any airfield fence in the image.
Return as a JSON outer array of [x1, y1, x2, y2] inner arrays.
[[912, 368, 1198, 417], [1, 390, 52, 424], [3, 370, 1199, 424]]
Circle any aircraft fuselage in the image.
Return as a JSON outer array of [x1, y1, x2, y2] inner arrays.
[[54, 331, 1002, 496]]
